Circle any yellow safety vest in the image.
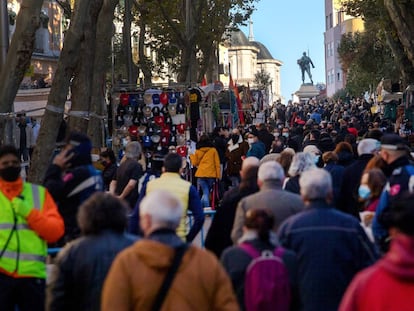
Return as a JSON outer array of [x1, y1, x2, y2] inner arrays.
[[0, 183, 47, 278], [146, 173, 191, 240]]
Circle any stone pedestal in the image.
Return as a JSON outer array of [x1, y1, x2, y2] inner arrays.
[[295, 83, 320, 102]]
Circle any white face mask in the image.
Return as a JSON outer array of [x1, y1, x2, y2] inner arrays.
[[273, 132, 280, 137], [248, 138, 255, 145], [282, 133, 289, 138]]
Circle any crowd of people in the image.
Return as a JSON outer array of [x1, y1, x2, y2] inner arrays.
[[1, 96, 414, 310]]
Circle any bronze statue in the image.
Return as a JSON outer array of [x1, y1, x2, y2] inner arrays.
[[297, 52, 315, 84]]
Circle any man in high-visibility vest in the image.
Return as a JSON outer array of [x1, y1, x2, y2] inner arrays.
[[0, 145, 64, 311]]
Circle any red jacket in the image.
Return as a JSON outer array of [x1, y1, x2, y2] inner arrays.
[[339, 234, 414, 311]]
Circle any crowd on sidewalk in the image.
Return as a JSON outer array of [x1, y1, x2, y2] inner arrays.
[[1, 95, 414, 310]]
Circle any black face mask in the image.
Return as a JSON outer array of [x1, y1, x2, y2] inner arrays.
[[0, 166, 21, 182], [231, 134, 239, 144]]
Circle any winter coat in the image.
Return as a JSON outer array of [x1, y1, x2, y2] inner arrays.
[[278, 200, 378, 311], [339, 234, 414, 311], [47, 231, 137, 311], [338, 154, 373, 218], [43, 164, 103, 245], [231, 180, 304, 244], [246, 141, 266, 160], [190, 147, 221, 179], [102, 230, 239, 311], [324, 162, 345, 207], [373, 156, 414, 252], [205, 184, 259, 258], [225, 139, 249, 176]]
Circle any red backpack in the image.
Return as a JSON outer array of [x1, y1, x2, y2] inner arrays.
[[240, 243, 291, 311]]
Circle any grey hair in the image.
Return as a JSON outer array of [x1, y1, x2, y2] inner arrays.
[[288, 152, 316, 177], [300, 168, 332, 200], [125, 141, 142, 159], [258, 161, 285, 182], [140, 190, 183, 230], [357, 138, 379, 156]]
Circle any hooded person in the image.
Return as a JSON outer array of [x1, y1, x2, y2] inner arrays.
[[43, 131, 104, 246]]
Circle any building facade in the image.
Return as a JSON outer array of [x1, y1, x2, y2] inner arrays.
[[324, 0, 364, 97], [226, 27, 282, 106]]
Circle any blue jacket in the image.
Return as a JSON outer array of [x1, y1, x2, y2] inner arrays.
[[246, 141, 266, 159], [278, 200, 378, 311], [372, 157, 414, 252]]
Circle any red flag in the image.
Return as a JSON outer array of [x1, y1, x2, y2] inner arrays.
[[201, 75, 207, 86], [233, 82, 245, 125]]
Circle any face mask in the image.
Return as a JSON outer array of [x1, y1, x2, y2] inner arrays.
[[314, 155, 320, 164], [247, 138, 255, 145], [282, 133, 289, 138], [231, 134, 239, 144], [358, 185, 371, 200], [0, 166, 21, 182], [273, 132, 280, 137]]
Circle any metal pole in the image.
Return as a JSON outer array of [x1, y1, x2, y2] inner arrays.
[[0, 1, 9, 71]]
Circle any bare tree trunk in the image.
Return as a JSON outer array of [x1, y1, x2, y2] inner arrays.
[[137, 8, 152, 88], [29, 0, 92, 184], [87, 0, 119, 148], [0, 0, 44, 145], [68, 0, 103, 132], [384, 0, 414, 70]]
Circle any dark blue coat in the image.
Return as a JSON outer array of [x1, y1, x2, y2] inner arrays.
[[246, 141, 266, 160], [278, 200, 378, 311]]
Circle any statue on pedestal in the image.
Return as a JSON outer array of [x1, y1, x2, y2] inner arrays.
[[297, 52, 315, 84]]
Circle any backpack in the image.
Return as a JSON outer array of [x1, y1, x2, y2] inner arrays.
[[240, 243, 291, 311]]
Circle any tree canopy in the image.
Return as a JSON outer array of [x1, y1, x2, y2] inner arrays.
[[339, 0, 414, 95]]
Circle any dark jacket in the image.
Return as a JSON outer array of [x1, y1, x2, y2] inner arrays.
[[278, 200, 378, 311], [221, 238, 300, 311], [257, 129, 274, 153], [44, 164, 103, 245], [225, 140, 249, 176], [337, 150, 355, 167], [47, 230, 137, 311], [205, 185, 258, 257], [324, 162, 345, 207], [338, 154, 373, 218]]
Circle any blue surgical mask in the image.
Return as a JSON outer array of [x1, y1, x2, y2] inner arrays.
[[358, 185, 371, 200], [314, 155, 320, 164], [282, 133, 289, 138]]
